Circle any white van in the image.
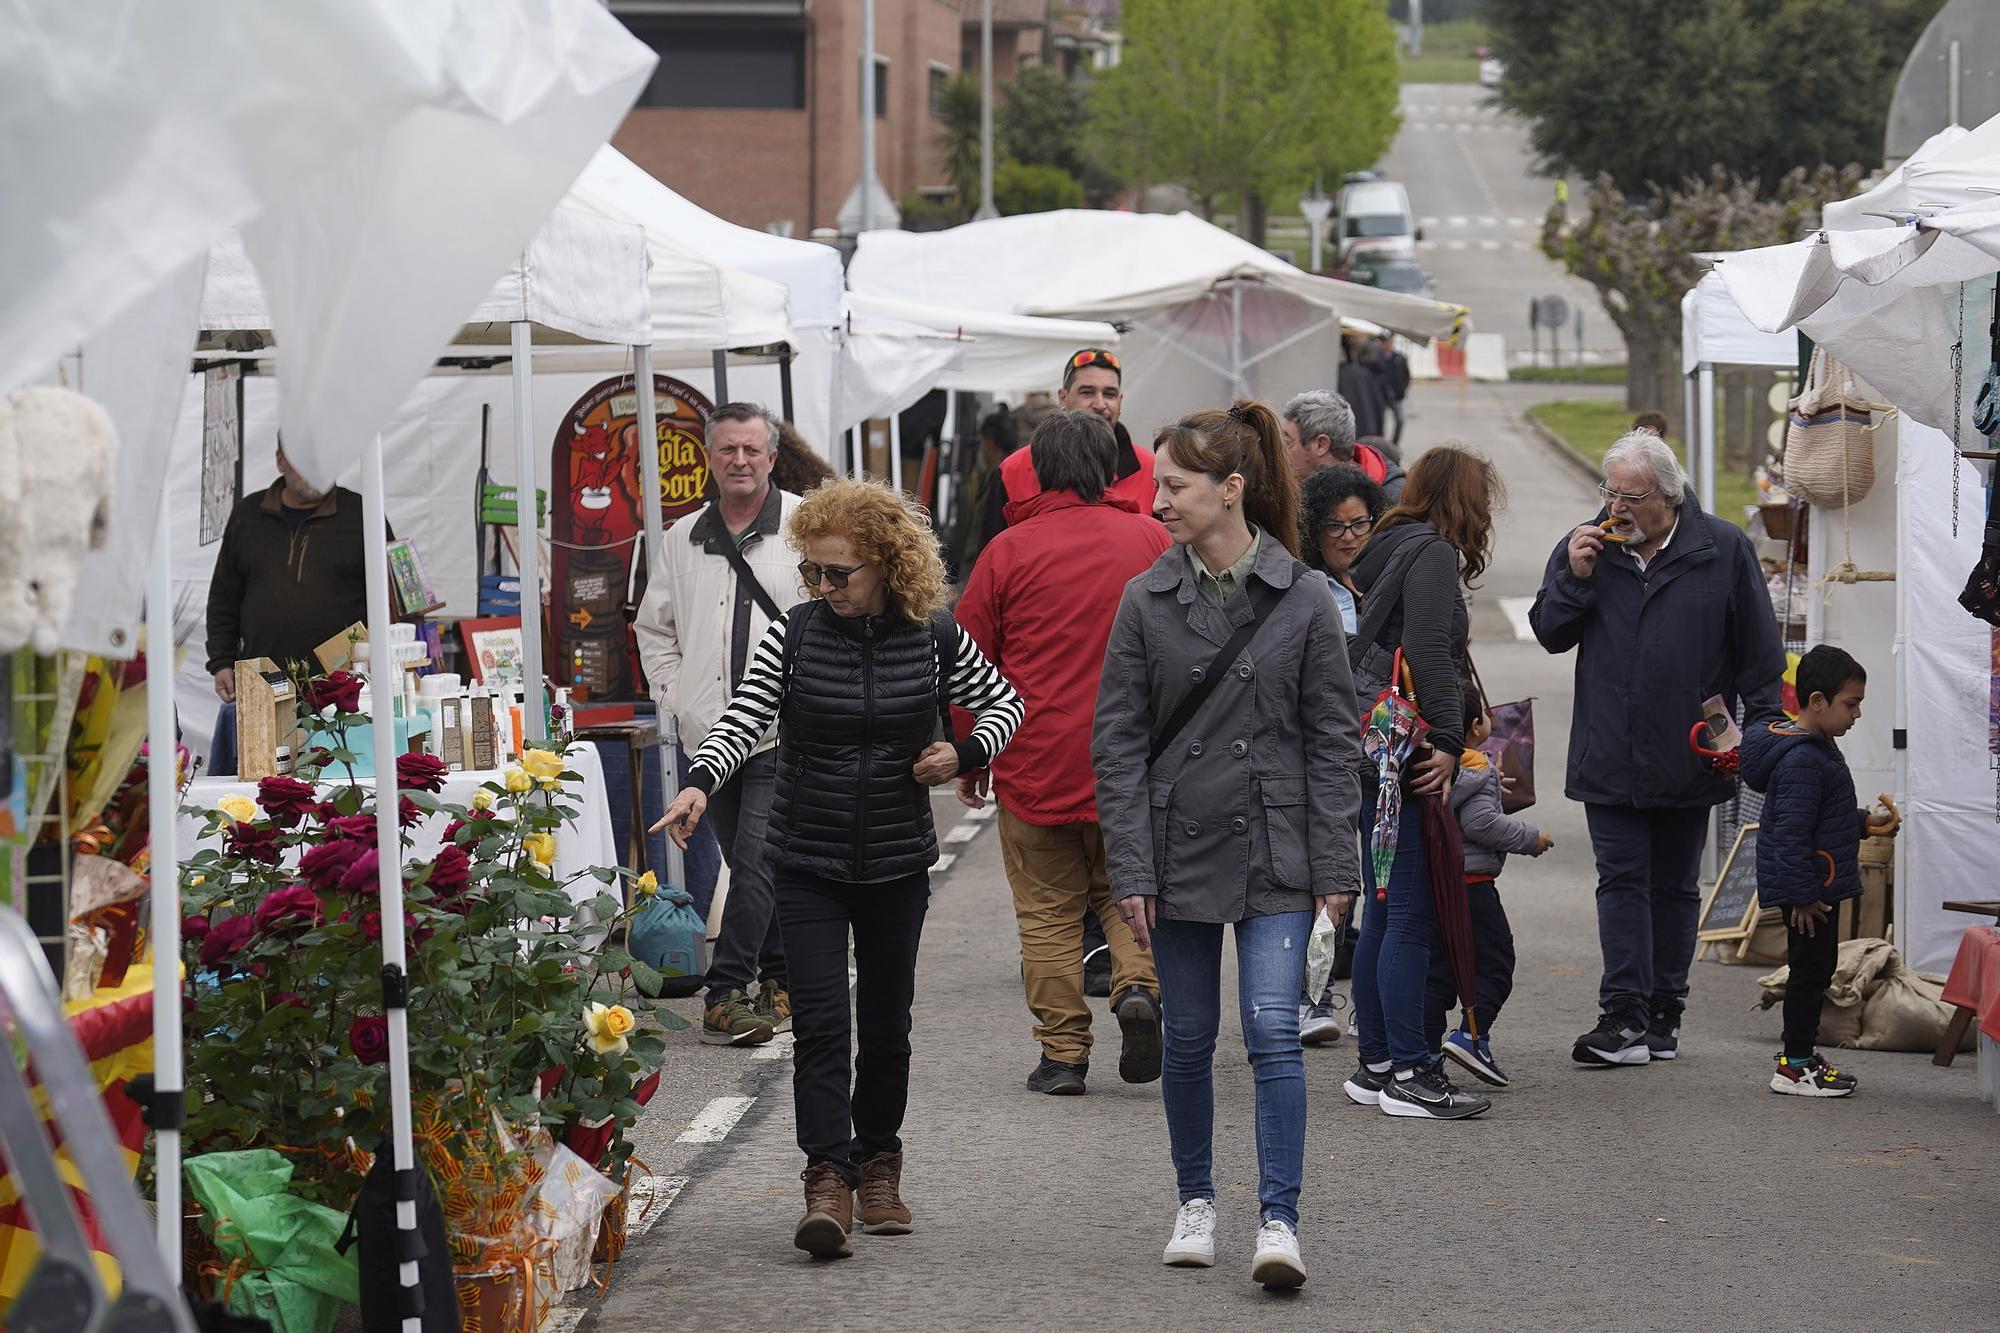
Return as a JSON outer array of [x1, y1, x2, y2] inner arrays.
[[1336, 180, 1419, 264]]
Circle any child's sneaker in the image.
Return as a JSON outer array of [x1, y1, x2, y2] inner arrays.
[[1770, 1052, 1857, 1098], [1441, 1029, 1509, 1087]]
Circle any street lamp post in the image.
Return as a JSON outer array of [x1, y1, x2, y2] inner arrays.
[[861, 0, 877, 233], [1300, 180, 1333, 273], [975, 0, 998, 220]]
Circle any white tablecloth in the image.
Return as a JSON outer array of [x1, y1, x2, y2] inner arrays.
[[178, 744, 621, 913]]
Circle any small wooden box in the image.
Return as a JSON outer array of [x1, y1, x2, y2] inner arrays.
[[235, 658, 303, 780]]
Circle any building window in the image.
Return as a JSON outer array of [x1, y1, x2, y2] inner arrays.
[[618, 16, 806, 110], [862, 55, 890, 119], [929, 63, 951, 118]]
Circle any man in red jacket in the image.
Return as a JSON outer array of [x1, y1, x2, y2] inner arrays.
[[957, 410, 1172, 1097], [998, 348, 1155, 513]]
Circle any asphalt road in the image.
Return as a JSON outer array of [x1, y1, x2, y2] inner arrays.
[[1381, 84, 1625, 366], [570, 385, 1992, 1333]]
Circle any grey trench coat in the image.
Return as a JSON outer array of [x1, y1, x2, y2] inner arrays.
[[1092, 536, 1365, 923]]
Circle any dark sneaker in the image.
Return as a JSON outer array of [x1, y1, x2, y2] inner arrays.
[[857, 1151, 913, 1234], [1027, 1055, 1088, 1095], [1770, 1052, 1857, 1098], [701, 989, 776, 1047], [1572, 1013, 1651, 1067], [1645, 1024, 1681, 1061], [754, 984, 793, 1035], [1113, 987, 1163, 1084], [1441, 1029, 1508, 1087], [1082, 945, 1112, 998], [1299, 992, 1346, 1046], [1378, 1059, 1491, 1120], [1341, 1061, 1392, 1106], [795, 1162, 853, 1258]]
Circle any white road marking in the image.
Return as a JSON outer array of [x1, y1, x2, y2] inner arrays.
[[1447, 215, 1468, 226], [943, 822, 981, 845], [627, 1174, 689, 1240], [1498, 597, 1538, 644], [1454, 122, 1471, 133], [1480, 239, 1503, 251], [676, 1095, 755, 1144], [548, 1310, 587, 1333], [752, 1031, 795, 1061], [1446, 239, 1469, 251], [1477, 216, 1498, 227], [964, 804, 997, 823], [932, 852, 957, 873], [1508, 216, 1530, 227], [1419, 216, 1440, 227]]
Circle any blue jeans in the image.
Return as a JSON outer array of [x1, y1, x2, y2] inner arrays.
[[1351, 800, 1436, 1069], [1150, 911, 1310, 1227]]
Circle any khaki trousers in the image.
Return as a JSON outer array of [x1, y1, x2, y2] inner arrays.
[[997, 805, 1158, 1065]]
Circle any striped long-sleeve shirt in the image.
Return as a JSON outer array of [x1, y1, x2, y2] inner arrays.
[[685, 611, 1025, 794]]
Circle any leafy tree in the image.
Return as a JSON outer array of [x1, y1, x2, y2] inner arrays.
[[1489, 0, 1944, 195], [1092, 0, 1400, 244], [1000, 63, 1121, 203], [934, 73, 985, 221], [995, 161, 1085, 216]]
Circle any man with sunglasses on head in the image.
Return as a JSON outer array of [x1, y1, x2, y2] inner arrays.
[[998, 348, 1155, 515], [1530, 429, 1784, 1069], [636, 402, 810, 1050]]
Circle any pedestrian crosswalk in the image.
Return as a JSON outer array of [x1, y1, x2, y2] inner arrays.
[[1420, 216, 1537, 229], [1416, 239, 1536, 252]]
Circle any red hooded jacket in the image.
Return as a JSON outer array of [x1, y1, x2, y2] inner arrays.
[[999, 423, 1156, 516], [954, 489, 1172, 824]]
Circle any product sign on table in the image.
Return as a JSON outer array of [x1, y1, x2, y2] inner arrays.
[[550, 373, 713, 701]]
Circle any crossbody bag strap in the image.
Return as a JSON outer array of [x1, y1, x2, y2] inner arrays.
[[714, 529, 786, 623], [931, 610, 958, 744], [1148, 562, 1304, 766], [1351, 534, 1440, 661]]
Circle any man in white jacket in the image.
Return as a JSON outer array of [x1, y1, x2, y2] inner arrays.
[[636, 402, 809, 1046]]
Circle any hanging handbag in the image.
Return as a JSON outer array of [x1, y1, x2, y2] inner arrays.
[[1466, 655, 1536, 814], [1783, 347, 1878, 510]]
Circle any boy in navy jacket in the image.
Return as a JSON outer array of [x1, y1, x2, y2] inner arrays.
[[1740, 646, 1900, 1097]]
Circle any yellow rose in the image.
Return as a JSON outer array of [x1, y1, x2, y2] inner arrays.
[[583, 1002, 630, 1057], [470, 789, 494, 812], [216, 794, 257, 824], [634, 870, 658, 898], [524, 832, 557, 868], [503, 768, 533, 794], [522, 748, 566, 783]]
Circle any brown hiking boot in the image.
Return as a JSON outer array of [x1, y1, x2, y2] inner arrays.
[[794, 1162, 853, 1258], [857, 1152, 912, 1235]]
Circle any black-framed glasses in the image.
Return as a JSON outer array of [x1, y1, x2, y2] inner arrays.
[[799, 559, 865, 590], [1319, 517, 1374, 539], [1598, 482, 1659, 506]]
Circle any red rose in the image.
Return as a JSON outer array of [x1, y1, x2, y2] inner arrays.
[[182, 914, 211, 942], [348, 1014, 390, 1065], [339, 849, 380, 896], [198, 915, 256, 968], [426, 843, 471, 896], [398, 796, 424, 828], [223, 821, 282, 865], [299, 840, 367, 892], [396, 752, 449, 794], [252, 884, 323, 934], [269, 991, 307, 1009], [340, 908, 415, 942], [324, 814, 378, 842], [441, 809, 497, 846], [309, 671, 364, 715], [256, 776, 319, 828]]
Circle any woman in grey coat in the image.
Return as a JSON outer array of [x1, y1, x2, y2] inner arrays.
[[1093, 401, 1364, 1292]]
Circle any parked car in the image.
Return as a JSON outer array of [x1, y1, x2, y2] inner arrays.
[[1345, 257, 1434, 300], [1479, 57, 1505, 88], [1335, 179, 1419, 264]]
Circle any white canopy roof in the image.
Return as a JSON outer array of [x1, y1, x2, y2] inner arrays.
[[573, 146, 845, 330], [849, 209, 1467, 343], [845, 292, 1121, 395], [1822, 123, 1972, 230], [1680, 270, 1797, 374]]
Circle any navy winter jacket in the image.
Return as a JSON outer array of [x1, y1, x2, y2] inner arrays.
[[1740, 720, 1869, 908], [1528, 491, 1785, 809]]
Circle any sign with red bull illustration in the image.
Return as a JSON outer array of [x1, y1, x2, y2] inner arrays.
[[549, 374, 714, 700]]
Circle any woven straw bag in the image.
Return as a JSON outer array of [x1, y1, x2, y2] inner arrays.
[[1783, 347, 1877, 509]]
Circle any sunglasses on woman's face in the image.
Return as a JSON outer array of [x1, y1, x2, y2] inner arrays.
[[799, 559, 865, 590]]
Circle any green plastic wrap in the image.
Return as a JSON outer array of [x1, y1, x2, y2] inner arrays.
[[184, 1149, 360, 1333]]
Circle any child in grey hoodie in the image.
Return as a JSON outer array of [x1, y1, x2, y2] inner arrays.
[[1426, 683, 1552, 1087]]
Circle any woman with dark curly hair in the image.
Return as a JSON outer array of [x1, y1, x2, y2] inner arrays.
[[1298, 463, 1388, 638], [659, 478, 1024, 1260]]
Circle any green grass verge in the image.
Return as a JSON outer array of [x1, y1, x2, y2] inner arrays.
[[1399, 19, 1490, 83], [1399, 55, 1479, 83], [1509, 363, 1629, 385], [1525, 399, 1758, 527]]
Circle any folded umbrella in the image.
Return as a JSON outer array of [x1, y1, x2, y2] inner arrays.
[[1361, 649, 1428, 898], [1419, 791, 1480, 1039]]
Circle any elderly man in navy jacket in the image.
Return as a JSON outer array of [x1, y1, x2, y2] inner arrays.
[[1530, 430, 1785, 1067]]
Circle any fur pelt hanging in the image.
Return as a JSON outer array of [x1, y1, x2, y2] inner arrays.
[[0, 386, 117, 652]]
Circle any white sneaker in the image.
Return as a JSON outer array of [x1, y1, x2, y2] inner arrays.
[[1162, 1198, 1216, 1267], [1251, 1218, 1306, 1289]]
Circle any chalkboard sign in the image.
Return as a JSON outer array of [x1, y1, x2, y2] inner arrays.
[[1697, 824, 1760, 941]]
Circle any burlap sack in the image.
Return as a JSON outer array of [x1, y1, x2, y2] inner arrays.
[[1755, 937, 1897, 1049], [1853, 970, 1976, 1053]]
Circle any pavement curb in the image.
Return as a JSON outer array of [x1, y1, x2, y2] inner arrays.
[[1518, 407, 1606, 487]]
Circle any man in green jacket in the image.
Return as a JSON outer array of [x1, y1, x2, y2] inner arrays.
[[206, 443, 384, 701]]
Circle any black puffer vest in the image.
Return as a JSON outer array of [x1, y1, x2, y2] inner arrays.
[[770, 600, 950, 881]]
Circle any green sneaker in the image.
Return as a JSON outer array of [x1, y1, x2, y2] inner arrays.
[[754, 984, 793, 1035], [702, 989, 775, 1047]]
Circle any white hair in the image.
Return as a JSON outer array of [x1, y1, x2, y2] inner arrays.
[[1282, 390, 1357, 454], [1602, 429, 1686, 503]]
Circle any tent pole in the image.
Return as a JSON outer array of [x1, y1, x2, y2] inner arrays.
[[362, 432, 423, 1333], [1697, 363, 1717, 514], [890, 412, 904, 495], [1230, 282, 1246, 399], [635, 343, 682, 902], [145, 485, 183, 1275], [937, 391, 958, 537], [510, 321, 544, 731], [1892, 419, 1911, 956], [779, 346, 796, 423], [712, 348, 731, 404], [1682, 371, 1698, 481], [830, 328, 849, 475]]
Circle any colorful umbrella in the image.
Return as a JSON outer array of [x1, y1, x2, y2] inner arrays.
[[1361, 649, 1428, 897]]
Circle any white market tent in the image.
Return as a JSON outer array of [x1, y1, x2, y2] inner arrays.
[[1703, 117, 2000, 976], [1679, 270, 1799, 513], [848, 209, 1469, 445]]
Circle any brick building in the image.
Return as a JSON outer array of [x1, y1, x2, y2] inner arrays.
[[606, 1, 1101, 236]]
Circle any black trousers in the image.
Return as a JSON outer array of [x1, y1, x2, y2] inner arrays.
[[775, 867, 930, 1188], [1782, 903, 1839, 1058], [1423, 878, 1517, 1049]]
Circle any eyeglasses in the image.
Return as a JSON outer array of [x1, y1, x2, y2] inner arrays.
[[798, 559, 865, 590], [1597, 483, 1659, 506], [1320, 517, 1374, 539], [1068, 349, 1120, 372]]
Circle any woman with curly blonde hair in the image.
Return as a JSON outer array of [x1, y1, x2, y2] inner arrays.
[[659, 477, 1023, 1259]]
